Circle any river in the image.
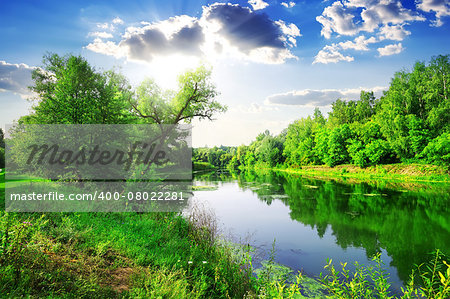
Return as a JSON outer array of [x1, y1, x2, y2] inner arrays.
[[191, 169, 450, 294]]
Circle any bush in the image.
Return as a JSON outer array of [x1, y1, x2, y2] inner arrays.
[[365, 139, 392, 165], [421, 132, 450, 166]]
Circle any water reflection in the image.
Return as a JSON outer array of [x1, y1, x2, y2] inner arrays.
[[194, 169, 450, 284]]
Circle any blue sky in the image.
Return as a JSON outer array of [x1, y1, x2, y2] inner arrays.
[[1, 0, 449, 146]]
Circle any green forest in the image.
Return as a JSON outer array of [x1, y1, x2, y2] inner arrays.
[[193, 55, 450, 172]]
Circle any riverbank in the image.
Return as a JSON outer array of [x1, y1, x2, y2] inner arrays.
[[0, 169, 256, 297], [0, 211, 256, 298], [276, 163, 449, 183]]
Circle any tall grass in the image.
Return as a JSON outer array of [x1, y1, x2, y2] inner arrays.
[[0, 208, 257, 297]]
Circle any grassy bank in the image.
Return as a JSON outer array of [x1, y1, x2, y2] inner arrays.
[[0, 170, 255, 297], [277, 163, 449, 183], [0, 211, 256, 298]]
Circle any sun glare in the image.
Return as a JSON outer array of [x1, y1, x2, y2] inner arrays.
[[140, 54, 203, 90]]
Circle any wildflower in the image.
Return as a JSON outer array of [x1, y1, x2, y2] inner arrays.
[[188, 261, 193, 264], [202, 261, 207, 264]]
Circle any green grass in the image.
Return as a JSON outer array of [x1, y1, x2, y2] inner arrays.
[[0, 171, 256, 297], [0, 211, 256, 298]]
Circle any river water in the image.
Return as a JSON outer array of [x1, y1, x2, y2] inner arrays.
[[191, 169, 450, 294]]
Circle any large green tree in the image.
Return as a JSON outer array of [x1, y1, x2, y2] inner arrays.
[[24, 53, 134, 124], [131, 66, 227, 125]]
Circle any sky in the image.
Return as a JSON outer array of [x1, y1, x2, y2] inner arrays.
[[1, 0, 449, 147]]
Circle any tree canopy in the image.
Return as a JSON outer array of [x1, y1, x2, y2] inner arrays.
[[223, 54, 450, 169], [131, 66, 227, 124], [24, 53, 135, 124], [21, 54, 226, 126]]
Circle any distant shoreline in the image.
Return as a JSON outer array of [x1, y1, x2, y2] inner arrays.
[[275, 163, 450, 184]]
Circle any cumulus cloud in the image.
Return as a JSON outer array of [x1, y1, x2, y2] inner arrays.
[[317, 0, 424, 39], [313, 35, 376, 64], [314, 1, 426, 63], [0, 61, 35, 98], [248, 0, 269, 10], [377, 43, 404, 56], [86, 38, 125, 58], [281, 2, 296, 8], [86, 3, 301, 64], [313, 44, 355, 64], [112, 17, 124, 25], [119, 15, 205, 62], [316, 1, 360, 39], [417, 0, 450, 26], [339, 35, 377, 51], [378, 24, 411, 40], [265, 86, 386, 106]]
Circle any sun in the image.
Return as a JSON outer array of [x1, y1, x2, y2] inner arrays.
[[128, 54, 203, 90]]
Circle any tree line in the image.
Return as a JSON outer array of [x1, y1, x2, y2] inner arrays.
[[201, 55, 450, 170]]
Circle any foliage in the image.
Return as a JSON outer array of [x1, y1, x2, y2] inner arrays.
[[131, 66, 227, 124], [193, 146, 235, 168], [24, 53, 135, 124], [413, 250, 450, 299], [0, 128, 4, 148], [214, 54, 450, 169], [421, 132, 450, 167], [320, 254, 392, 298], [319, 251, 450, 299]]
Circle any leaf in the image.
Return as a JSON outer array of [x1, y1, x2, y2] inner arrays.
[[438, 271, 446, 285]]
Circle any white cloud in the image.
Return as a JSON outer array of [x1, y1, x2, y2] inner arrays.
[[0, 61, 35, 98], [86, 3, 301, 65], [281, 2, 296, 8], [417, 0, 450, 26], [248, 0, 269, 10], [275, 20, 301, 46], [358, 1, 425, 31], [88, 31, 114, 39], [313, 44, 354, 64], [95, 17, 125, 33], [314, 36, 377, 64], [112, 17, 124, 25], [265, 86, 386, 106], [315, 1, 425, 63], [338, 35, 377, 51], [97, 22, 114, 31], [378, 24, 411, 40], [86, 38, 125, 58], [316, 0, 425, 39], [377, 43, 404, 56], [316, 1, 360, 39]]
